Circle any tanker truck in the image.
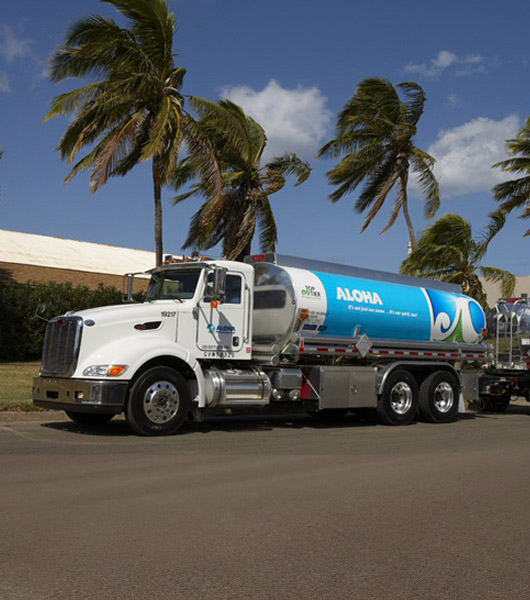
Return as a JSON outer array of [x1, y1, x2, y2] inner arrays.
[[478, 296, 530, 412], [32, 253, 489, 435]]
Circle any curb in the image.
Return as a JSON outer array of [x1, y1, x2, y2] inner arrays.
[[0, 410, 69, 423]]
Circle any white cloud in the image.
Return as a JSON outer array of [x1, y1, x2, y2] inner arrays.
[[220, 79, 332, 160], [447, 94, 461, 107], [0, 25, 32, 63], [415, 115, 520, 197], [0, 71, 10, 92], [404, 50, 485, 78]]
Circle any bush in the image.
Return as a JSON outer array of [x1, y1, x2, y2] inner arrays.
[[0, 281, 125, 361]]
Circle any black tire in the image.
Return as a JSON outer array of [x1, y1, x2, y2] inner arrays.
[[65, 411, 115, 426], [377, 370, 418, 425], [481, 395, 511, 413], [419, 371, 459, 424], [126, 366, 190, 436], [307, 408, 348, 419]]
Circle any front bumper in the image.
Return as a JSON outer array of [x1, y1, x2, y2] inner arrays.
[[32, 377, 128, 414]]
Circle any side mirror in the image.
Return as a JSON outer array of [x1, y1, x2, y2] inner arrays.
[[213, 267, 227, 303]]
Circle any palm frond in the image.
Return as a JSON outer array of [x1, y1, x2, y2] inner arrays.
[[189, 97, 264, 165], [481, 266, 516, 297], [493, 156, 530, 174], [264, 153, 311, 187], [102, 0, 174, 70], [411, 147, 440, 219], [327, 144, 387, 204], [401, 244, 465, 276], [476, 209, 506, 258], [397, 81, 426, 126], [91, 110, 144, 191], [181, 114, 222, 203], [140, 96, 173, 161], [360, 170, 399, 233], [170, 186, 203, 205], [44, 82, 109, 120], [257, 195, 278, 252]]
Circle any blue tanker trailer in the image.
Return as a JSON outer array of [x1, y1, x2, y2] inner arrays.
[[252, 256, 486, 347]]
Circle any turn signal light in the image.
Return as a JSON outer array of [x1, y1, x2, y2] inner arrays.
[[108, 365, 127, 377]]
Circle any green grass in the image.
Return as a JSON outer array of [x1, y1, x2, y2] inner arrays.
[[0, 362, 41, 411]]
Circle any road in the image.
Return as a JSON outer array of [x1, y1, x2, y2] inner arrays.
[[1, 406, 530, 600]]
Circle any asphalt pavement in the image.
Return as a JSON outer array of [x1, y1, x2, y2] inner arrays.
[[1, 406, 530, 600]]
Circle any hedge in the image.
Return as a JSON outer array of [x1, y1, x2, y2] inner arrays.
[[0, 281, 128, 361]]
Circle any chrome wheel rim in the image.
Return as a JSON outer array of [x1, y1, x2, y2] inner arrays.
[[390, 382, 413, 415], [143, 381, 180, 424], [434, 382, 454, 413]]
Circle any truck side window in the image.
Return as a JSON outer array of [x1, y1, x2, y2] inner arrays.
[[203, 273, 242, 304], [225, 275, 242, 304]]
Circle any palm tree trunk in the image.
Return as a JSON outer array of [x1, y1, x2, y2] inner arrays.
[[153, 159, 163, 266], [400, 174, 417, 253]]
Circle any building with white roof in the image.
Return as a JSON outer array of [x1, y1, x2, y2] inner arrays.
[[0, 229, 160, 289]]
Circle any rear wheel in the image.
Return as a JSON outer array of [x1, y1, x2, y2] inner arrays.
[[65, 412, 115, 426], [377, 370, 418, 425], [481, 395, 511, 413], [126, 367, 190, 436], [419, 372, 459, 423]]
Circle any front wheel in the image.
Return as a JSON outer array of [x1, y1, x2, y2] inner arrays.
[[126, 367, 190, 436], [419, 372, 459, 423], [377, 370, 418, 425], [65, 411, 115, 426]]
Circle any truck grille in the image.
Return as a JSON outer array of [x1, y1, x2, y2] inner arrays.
[[41, 317, 83, 376]]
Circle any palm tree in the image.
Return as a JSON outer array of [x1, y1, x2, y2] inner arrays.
[[44, 0, 221, 266], [172, 100, 311, 261], [400, 214, 515, 307], [319, 77, 440, 252], [492, 116, 530, 235]]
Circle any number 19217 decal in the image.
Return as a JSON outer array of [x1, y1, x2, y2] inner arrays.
[[160, 311, 177, 318]]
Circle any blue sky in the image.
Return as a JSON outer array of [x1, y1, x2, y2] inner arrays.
[[0, 0, 529, 273]]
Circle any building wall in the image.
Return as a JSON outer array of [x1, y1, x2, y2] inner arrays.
[[0, 261, 149, 291], [480, 276, 530, 306]]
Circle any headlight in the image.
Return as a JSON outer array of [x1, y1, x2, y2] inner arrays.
[[82, 365, 128, 377]]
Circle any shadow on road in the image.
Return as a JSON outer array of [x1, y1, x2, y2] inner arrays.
[[40, 411, 385, 437], [38, 403, 530, 438]]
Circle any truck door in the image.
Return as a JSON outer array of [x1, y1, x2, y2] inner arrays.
[[196, 271, 248, 357]]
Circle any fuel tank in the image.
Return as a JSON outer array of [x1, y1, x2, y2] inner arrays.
[[251, 258, 486, 348]]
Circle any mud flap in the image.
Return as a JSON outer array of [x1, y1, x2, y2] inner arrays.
[[458, 391, 466, 414]]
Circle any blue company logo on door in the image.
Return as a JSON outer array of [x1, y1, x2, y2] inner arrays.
[[207, 323, 236, 334]]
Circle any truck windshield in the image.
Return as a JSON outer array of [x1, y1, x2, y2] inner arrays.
[[146, 270, 201, 301]]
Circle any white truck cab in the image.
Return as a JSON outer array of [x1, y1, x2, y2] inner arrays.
[[34, 258, 261, 434]]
